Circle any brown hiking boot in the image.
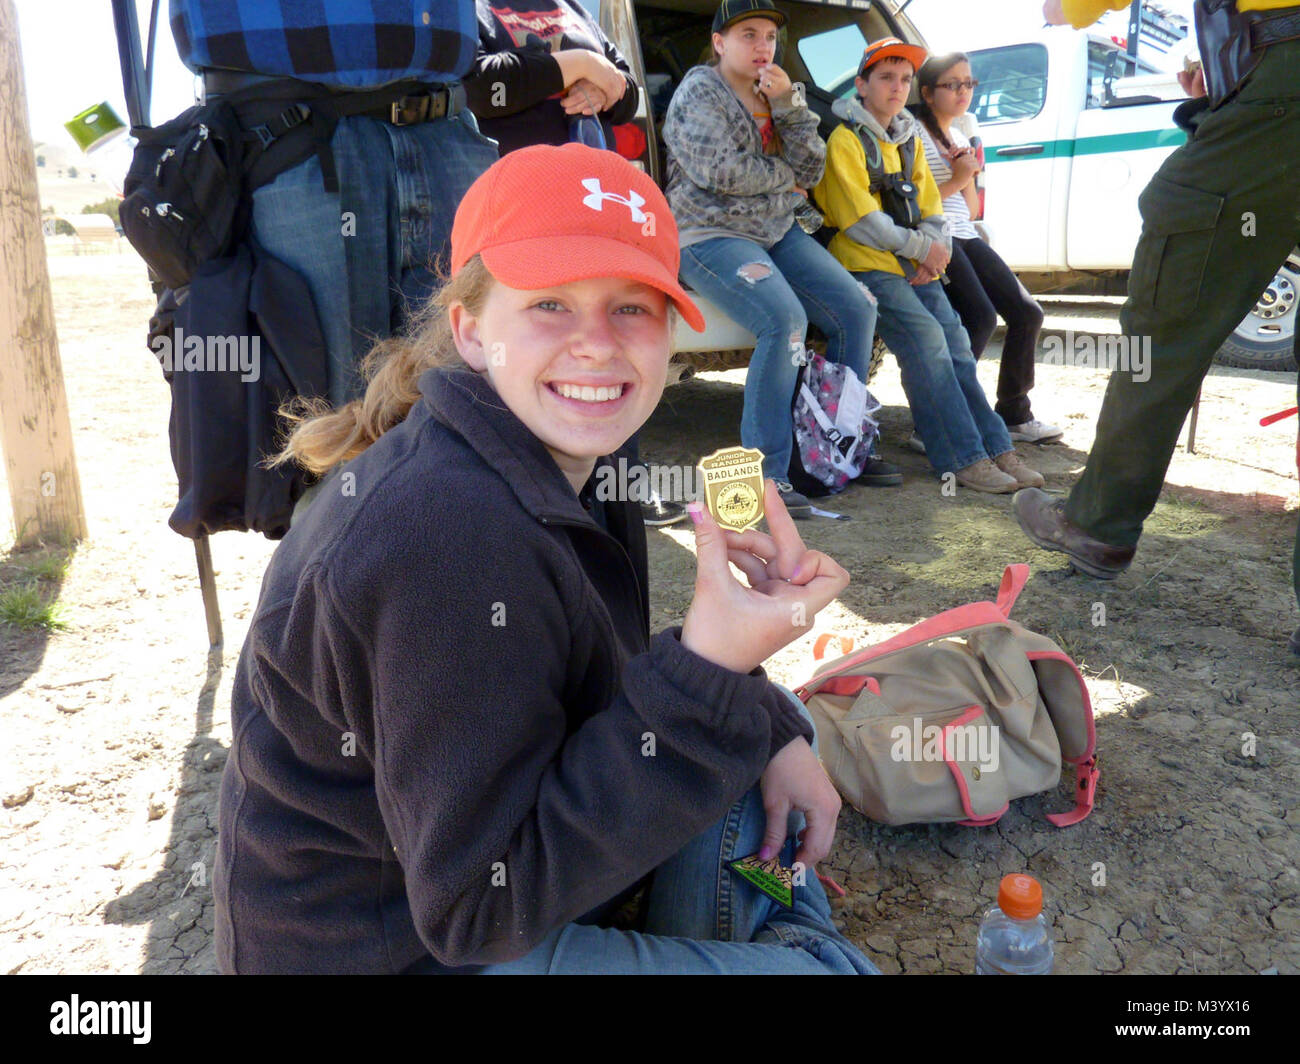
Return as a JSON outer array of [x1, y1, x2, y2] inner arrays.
[[994, 451, 1045, 489], [1013, 488, 1136, 579], [955, 458, 1018, 494]]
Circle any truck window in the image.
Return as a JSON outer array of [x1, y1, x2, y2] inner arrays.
[[968, 43, 1048, 125], [576, 0, 601, 19], [798, 22, 869, 99], [1086, 40, 1159, 108]]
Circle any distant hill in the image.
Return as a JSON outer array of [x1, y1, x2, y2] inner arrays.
[[32, 140, 123, 216]]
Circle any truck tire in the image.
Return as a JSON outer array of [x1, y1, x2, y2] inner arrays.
[[1213, 255, 1300, 372], [811, 335, 889, 383]]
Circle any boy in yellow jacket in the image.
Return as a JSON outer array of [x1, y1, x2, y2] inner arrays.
[[815, 39, 1044, 494]]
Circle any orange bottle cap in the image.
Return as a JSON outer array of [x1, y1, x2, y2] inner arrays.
[[998, 874, 1043, 920]]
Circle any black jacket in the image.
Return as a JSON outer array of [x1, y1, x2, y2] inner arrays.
[[158, 243, 328, 539], [214, 367, 812, 973], [464, 0, 639, 155]]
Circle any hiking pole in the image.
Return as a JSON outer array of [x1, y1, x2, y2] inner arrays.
[[110, 0, 153, 127], [194, 535, 223, 648]]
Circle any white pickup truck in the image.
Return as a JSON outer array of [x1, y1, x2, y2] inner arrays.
[[969, 27, 1299, 372]]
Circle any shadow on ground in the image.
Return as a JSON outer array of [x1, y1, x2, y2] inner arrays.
[[0, 540, 76, 702], [102, 648, 225, 974]]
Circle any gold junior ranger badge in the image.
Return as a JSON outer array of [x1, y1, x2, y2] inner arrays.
[[698, 446, 765, 533]]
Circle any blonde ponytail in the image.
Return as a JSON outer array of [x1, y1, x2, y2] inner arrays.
[[274, 256, 494, 475]]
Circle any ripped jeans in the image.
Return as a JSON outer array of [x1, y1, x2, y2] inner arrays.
[[680, 224, 878, 482]]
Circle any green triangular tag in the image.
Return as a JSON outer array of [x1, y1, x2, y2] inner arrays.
[[729, 853, 795, 909]]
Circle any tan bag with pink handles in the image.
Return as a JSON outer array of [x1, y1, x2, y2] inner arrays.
[[794, 565, 1099, 828]]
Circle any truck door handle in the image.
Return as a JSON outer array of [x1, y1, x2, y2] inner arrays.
[[996, 144, 1045, 157]]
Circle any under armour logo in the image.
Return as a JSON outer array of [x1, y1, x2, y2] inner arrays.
[[581, 178, 647, 223]]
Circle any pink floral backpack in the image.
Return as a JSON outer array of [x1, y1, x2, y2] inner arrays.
[[789, 350, 881, 496]]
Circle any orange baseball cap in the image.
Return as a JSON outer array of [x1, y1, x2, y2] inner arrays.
[[858, 36, 928, 77], [451, 143, 705, 332]]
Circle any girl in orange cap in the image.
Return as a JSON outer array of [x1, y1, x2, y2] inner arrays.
[[213, 143, 879, 975]]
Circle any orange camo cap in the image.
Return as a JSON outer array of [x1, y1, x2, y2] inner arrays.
[[450, 143, 706, 332], [859, 36, 928, 77]]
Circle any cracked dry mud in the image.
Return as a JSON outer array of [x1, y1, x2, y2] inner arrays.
[[1, 253, 1296, 974]]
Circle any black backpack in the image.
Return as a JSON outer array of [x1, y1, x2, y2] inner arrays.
[[120, 79, 401, 292], [853, 125, 922, 230], [120, 90, 304, 291], [124, 79, 447, 540], [123, 84, 346, 540]]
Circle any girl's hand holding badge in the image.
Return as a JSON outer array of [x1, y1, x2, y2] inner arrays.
[[681, 479, 847, 869], [681, 479, 849, 676]]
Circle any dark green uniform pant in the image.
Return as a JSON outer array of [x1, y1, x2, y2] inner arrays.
[[1063, 37, 1300, 613]]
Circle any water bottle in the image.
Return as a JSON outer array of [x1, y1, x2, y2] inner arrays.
[[975, 874, 1054, 974], [64, 101, 136, 195]]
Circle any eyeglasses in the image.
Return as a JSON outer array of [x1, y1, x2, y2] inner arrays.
[[936, 79, 979, 92]]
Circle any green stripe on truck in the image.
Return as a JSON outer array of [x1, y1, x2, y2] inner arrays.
[[987, 127, 1188, 162]]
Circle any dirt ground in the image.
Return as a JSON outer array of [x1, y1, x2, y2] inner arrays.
[[2, 247, 1297, 975]]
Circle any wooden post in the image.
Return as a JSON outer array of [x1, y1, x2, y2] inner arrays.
[[0, 0, 87, 547]]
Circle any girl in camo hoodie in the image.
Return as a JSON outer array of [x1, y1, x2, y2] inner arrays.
[[662, 0, 893, 511]]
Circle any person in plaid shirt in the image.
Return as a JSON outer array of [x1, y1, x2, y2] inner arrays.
[[169, 0, 499, 405]]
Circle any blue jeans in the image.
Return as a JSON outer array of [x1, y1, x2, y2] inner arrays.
[[680, 225, 879, 482], [469, 692, 879, 974], [251, 110, 498, 405], [855, 271, 1014, 475]]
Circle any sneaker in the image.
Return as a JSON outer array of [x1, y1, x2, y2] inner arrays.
[[1013, 488, 1136, 579], [906, 432, 927, 455], [1007, 419, 1064, 443], [774, 480, 813, 518], [954, 458, 1018, 494], [641, 495, 689, 527], [993, 451, 1046, 489], [856, 455, 903, 486]]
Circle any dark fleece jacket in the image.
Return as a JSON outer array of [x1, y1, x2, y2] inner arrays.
[[214, 367, 813, 973]]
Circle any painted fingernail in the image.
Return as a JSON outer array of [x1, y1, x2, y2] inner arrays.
[[687, 501, 704, 525]]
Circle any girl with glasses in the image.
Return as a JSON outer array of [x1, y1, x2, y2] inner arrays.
[[914, 53, 1062, 445]]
